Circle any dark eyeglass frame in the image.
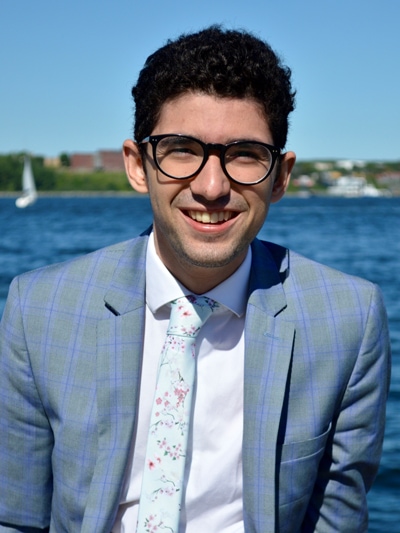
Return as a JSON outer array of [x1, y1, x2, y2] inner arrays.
[[139, 133, 281, 185]]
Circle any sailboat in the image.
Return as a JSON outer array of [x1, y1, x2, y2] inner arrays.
[[16, 155, 38, 208]]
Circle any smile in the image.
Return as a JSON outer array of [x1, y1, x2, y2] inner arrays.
[[188, 210, 235, 224]]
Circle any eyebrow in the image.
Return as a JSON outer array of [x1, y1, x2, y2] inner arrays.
[[166, 133, 272, 145]]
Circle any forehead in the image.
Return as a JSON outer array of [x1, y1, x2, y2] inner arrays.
[[153, 92, 272, 143]]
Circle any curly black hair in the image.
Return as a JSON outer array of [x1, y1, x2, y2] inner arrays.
[[132, 26, 296, 150]]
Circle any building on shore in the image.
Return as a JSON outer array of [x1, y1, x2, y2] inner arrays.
[[70, 150, 124, 172]]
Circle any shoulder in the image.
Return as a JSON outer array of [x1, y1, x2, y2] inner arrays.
[[18, 234, 147, 279], [252, 240, 390, 379], [253, 238, 385, 314], [255, 238, 376, 287], [7, 234, 149, 307]]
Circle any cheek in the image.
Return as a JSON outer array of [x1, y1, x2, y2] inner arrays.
[[245, 186, 271, 215], [147, 178, 183, 217], [244, 189, 272, 234]]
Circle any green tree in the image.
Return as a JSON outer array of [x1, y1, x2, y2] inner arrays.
[[0, 153, 24, 191], [60, 153, 70, 167]]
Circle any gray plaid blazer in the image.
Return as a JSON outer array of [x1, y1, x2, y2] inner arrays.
[[0, 233, 391, 532]]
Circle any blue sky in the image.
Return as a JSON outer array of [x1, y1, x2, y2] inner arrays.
[[1, 0, 399, 161]]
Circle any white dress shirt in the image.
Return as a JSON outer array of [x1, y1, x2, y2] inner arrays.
[[113, 233, 250, 532]]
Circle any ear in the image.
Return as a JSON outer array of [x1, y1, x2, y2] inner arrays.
[[123, 139, 149, 193], [271, 151, 296, 203]]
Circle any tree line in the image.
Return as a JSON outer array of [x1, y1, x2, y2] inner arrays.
[[0, 153, 130, 192]]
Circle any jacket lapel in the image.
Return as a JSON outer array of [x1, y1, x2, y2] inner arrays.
[[81, 235, 148, 533], [243, 240, 295, 533]]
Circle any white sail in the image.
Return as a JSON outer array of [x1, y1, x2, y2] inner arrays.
[[16, 156, 38, 208]]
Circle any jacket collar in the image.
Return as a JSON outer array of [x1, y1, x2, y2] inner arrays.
[[103, 231, 150, 316], [103, 234, 288, 318], [248, 238, 289, 316]]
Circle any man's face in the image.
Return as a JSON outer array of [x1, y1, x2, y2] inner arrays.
[[124, 92, 295, 292]]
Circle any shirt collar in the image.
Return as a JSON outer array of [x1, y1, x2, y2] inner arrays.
[[145, 232, 251, 317]]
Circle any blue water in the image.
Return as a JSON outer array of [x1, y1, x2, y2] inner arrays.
[[0, 195, 399, 531]]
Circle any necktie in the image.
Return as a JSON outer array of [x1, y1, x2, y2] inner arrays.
[[136, 295, 219, 533]]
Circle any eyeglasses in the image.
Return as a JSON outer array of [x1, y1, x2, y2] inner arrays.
[[139, 134, 280, 185]]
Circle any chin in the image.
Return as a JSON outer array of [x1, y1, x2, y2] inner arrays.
[[178, 246, 245, 270]]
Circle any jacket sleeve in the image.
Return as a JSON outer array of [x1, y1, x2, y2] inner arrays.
[[302, 283, 391, 532], [0, 277, 53, 531]]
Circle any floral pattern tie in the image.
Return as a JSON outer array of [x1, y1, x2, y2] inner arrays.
[[136, 295, 219, 533]]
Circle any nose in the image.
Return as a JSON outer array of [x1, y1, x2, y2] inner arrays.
[[189, 153, 231, 201]]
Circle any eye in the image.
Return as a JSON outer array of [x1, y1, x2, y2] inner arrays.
[[226, 143, 272, 163], [157, 137, 202, 158], [229, 149, 258, 160]]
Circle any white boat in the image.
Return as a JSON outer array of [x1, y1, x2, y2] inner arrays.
[[327, 176, 389, 198], [16, 156, 38, 208]]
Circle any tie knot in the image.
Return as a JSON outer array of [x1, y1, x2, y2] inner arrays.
[[167, 295, 219, 338]]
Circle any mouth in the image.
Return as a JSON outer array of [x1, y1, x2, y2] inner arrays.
[[187, 210, 237, 224]]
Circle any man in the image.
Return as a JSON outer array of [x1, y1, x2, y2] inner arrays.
[[0, 26, 391, 532]]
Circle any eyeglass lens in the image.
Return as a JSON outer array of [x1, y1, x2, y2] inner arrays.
[[154, 136, 273, 183]]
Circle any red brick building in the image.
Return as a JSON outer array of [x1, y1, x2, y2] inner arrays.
[[70, 153, 94, 171], [70, 150, 124, 172], [97, 150, 124, 171]]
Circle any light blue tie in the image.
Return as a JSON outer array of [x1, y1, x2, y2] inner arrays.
[[136, 295, 219, 533]]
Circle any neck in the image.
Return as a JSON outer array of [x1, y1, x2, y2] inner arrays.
[[164, 254, 247, 294], [178, 268, 234, 295]]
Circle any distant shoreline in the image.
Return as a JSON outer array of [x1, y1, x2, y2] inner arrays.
[[0, 191, 144, 198], [1, 190, 398, 199]]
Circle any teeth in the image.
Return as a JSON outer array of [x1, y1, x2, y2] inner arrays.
[[189, 210, 233, 223]]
